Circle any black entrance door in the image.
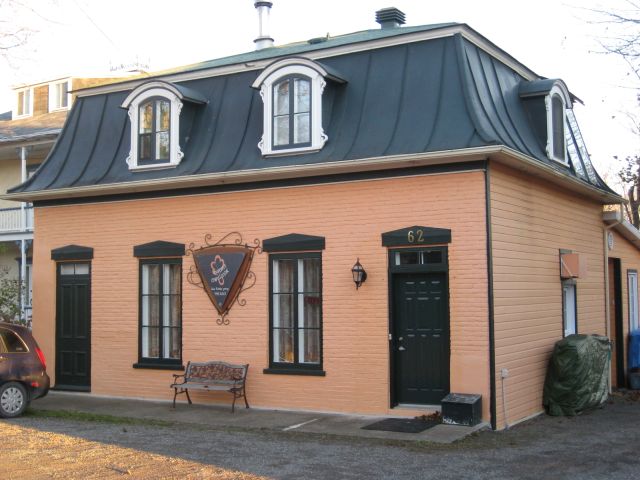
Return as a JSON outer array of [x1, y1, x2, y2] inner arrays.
[[392, 272, 449, 404], [56, 263, 91, 390]]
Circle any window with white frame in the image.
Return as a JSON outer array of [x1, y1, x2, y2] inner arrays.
[[121, 82, 188, 171], [252, 58, 345, 156], [629, 270, 639, 332], [49, 80, 70, 110], [16, 88, 31, 117], [546, 84, 570, 165], [562, 282, 577, 337]]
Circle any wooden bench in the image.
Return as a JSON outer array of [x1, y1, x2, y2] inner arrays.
[[170, 361, 249, 413]]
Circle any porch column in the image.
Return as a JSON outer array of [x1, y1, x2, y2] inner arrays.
[[19, 146, 27, 324]]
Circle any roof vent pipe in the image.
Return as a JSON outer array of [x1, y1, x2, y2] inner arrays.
[[375, 7, 406, 29], [254, 1, 274, 50]]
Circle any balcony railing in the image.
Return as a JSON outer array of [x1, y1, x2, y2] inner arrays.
[[0, 206, 34, 233]]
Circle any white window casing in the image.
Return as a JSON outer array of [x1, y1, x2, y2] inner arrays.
[[629, 270, 639, 332], [49, 79, 71, 111], [563, 283, 577, 337], [252, 58, 346, 157], [122, 86, 184, 171], [14, 87, 33, 119], [545, 83, 571, 165]]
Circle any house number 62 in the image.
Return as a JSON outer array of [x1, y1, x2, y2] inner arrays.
[[407, 229, 424, 243]]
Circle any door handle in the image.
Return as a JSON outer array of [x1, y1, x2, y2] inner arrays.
[[398, 346, 406, 351]]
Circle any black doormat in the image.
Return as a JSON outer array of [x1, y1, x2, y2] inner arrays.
[[361, 418, 438, 433]]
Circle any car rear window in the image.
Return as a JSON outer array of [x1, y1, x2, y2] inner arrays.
[[0, 329, 29, 353]]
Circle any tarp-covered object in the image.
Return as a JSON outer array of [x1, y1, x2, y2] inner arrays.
[[543, 334, 611, 416]]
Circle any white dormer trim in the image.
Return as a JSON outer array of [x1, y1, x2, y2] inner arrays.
[[14, 87, 33, 119], [49, 79, 71, 112], [121, 84, 184, 172], [545, 83, 571, 165], [252, 58, 344, 157]]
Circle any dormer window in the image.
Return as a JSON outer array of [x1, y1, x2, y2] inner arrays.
[[16, 88, 32, 117], [49, 80, 70, 111], [138, 98, 170, 162], [121, 81, 206, 171], [273, 76, 311, 149], [546, 84, 570, 165], [252, 57, 346, 156]]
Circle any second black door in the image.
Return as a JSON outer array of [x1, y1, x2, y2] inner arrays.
[[392, 272, 449, 405]]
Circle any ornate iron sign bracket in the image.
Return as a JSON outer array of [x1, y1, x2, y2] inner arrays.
[[186, 232, 262, 325]]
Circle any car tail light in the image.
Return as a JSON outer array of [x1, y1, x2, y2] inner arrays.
[[35, 346, 46, 370]]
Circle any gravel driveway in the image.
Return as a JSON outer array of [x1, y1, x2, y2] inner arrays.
[[1, 392, 639, 479]]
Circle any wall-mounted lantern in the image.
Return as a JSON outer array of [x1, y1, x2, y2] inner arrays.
[[351, 258, 367, 289]]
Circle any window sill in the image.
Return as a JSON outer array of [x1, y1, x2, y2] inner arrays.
[[133, 362, 184, 371], [263, 367, 325, 376], [261, 146, 322, 158]]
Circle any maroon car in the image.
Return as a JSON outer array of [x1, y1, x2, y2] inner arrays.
[[0, 323, 50, 418]]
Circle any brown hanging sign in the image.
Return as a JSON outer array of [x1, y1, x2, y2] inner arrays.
[[187, 232, 261, 325]]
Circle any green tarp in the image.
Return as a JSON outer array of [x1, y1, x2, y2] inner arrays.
[[543, 334, 611, 416]]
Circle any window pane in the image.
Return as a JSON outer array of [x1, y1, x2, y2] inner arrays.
[[293, 113, 310, 144], [156, 100, 170, 131], [274, 259, 295, 293], [424, 251, 443, 264], [139, 134, 152, 160], [273, 294, 294, 328], [18, 91, 25, 115], [1, 331, 28, 353], [168, 327, 181, 359], [563, 284, 576, 336], [298, 329, 320, 364], [294, 78, 310, 113], [156, 131, 170, 160], [395, 251, 419, 265], [139, 102, 153, 133], [273, 328, 294, 363], [74, 264, 89, 274], [60, 264, 75, 275], [142, 326, 159, 358], [552, 95, 565, 160], [273, 115, 290, 146], [274, 80, 290, 115], [142, 264, 160, 294], [168, 264, 181, 294], [59, 82, 69, 107], [301, 258, 320, 292], [300, 295, 321, 328]]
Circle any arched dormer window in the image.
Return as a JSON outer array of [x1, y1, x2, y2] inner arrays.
[[252, 58, 346, 156], [121, 81, 206, 171], [546, 83, 571, 165]]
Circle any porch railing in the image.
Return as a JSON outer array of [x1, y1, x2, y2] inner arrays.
[[0, 206, 34, 233]]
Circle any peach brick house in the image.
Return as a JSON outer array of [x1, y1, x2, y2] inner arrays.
[[4, 7, 639, 429]]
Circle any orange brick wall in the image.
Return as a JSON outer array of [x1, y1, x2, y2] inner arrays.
[[32, 171, 490, 417]]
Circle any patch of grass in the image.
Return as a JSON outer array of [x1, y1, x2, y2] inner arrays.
[[24, 408, 175, 428]]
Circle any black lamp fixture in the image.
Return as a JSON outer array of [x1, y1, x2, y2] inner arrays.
[[351, 258, 367, 289]]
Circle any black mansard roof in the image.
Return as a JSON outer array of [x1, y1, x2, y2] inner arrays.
[[7, 23, 618, 201]]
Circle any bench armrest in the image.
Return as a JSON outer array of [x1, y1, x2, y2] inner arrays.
[[172, 373, 186, 384]]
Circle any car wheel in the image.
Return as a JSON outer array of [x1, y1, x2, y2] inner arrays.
[[0, 382, 28, 418]]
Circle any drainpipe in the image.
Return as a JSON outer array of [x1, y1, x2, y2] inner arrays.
[[603, 206, 623, 393]]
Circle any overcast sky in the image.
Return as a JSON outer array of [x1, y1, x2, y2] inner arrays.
[[1, 0, 638, 187]]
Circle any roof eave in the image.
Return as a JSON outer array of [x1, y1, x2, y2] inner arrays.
[[603, 210, 640, 251], [2, 146, 621, 205]]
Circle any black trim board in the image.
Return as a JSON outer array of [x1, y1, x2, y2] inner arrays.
[[133, 240, 185, 258], [34, 160, 489, 208], [51, 245, 94, 261], [382, 226, 451, 247], [263, 233, 325, 252]]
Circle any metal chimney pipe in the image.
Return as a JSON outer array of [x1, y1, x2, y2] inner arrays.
[[254, 1, 274, 50]]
